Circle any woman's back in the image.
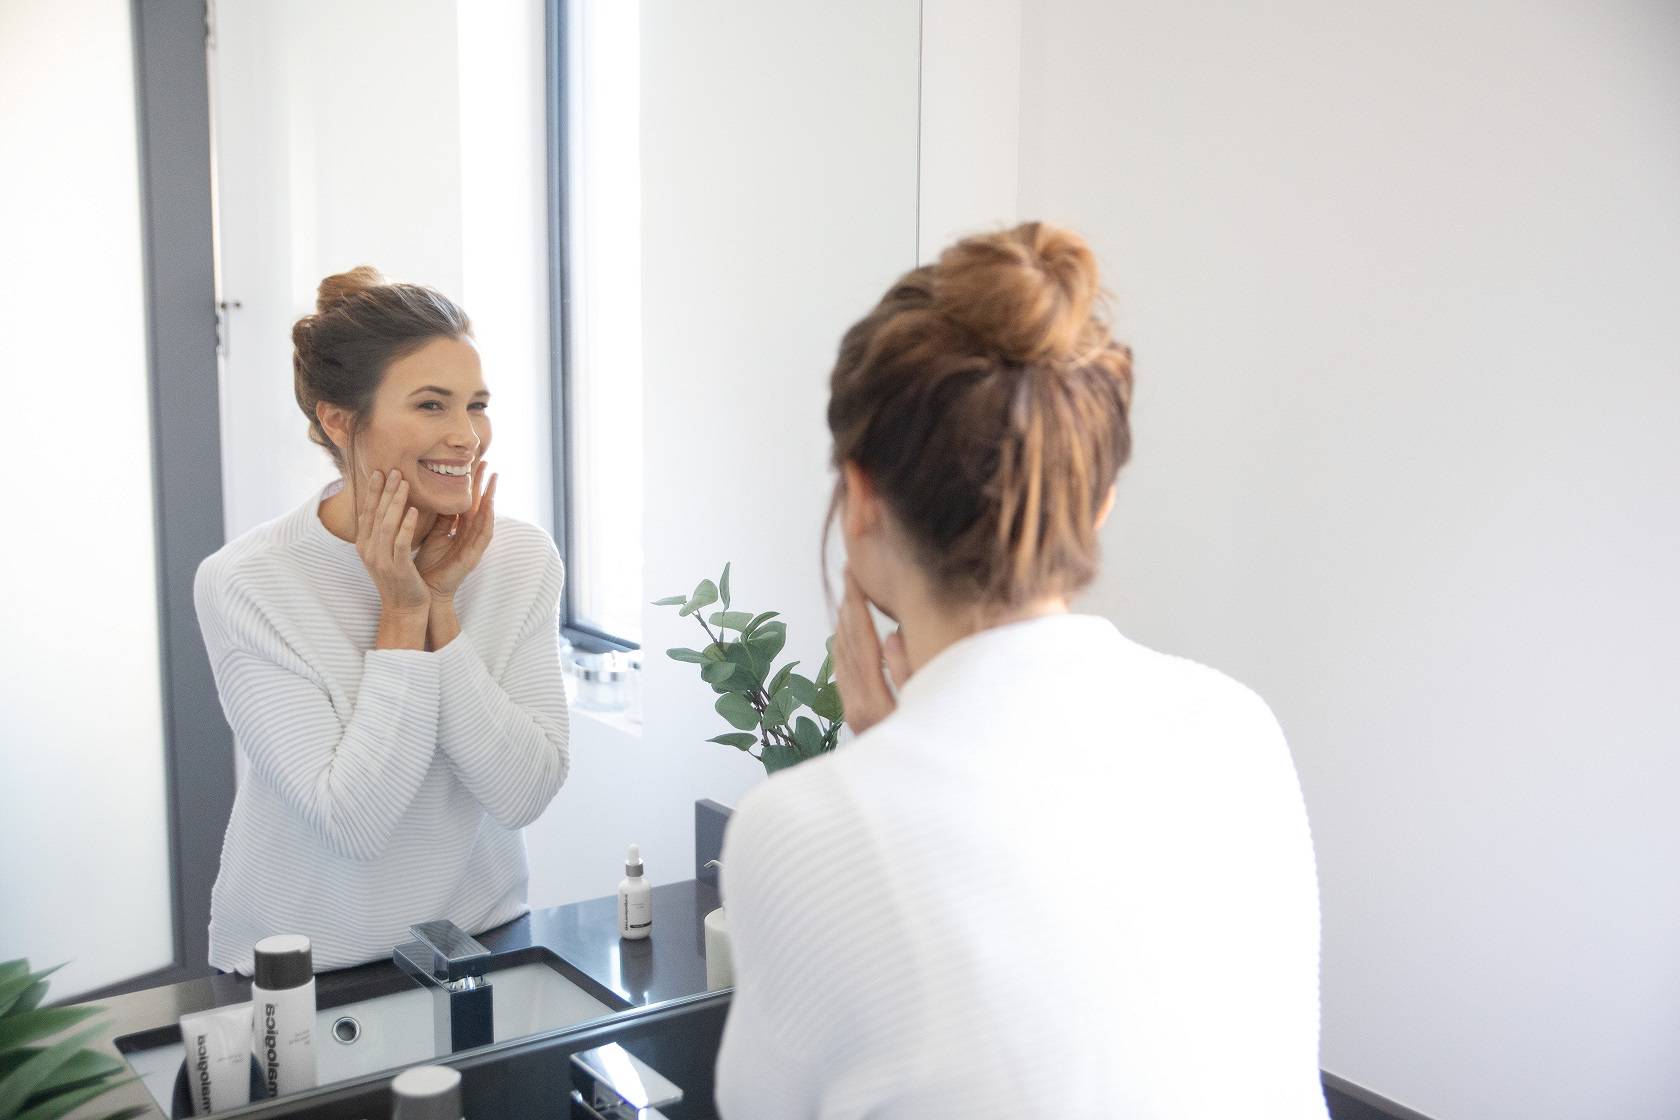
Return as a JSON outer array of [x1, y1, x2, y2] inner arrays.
[[716, 613, 1328, 1118]]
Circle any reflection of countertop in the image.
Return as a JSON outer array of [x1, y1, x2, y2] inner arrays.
[[65, 880, 723, 1119]]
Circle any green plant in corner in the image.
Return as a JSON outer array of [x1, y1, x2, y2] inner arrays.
[[655, 563, 845, 773], [0, 959, 146, 1120]]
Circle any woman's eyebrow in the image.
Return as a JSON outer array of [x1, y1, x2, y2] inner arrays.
[[407, 386, 492, 398]]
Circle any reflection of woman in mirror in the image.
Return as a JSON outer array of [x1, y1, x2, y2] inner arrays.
[[195, 268, 569, 975], [716, 225, 1328, 1117]]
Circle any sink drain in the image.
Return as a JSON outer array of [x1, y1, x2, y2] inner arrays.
[[331, 1015, 361, 1044]]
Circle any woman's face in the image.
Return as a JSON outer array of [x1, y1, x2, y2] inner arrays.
[[352, 335, 491, 517]]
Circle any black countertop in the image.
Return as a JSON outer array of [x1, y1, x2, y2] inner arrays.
[[66, 880, 723, 1119]]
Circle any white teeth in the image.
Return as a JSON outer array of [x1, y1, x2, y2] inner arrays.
[[422, 462, 470, 477]]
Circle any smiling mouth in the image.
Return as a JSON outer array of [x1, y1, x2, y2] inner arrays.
[[420, 460, 472, 479]]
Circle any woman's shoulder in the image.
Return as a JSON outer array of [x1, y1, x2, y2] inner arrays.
[[195, 500, 321, 606], [483, 515, 562, 573]]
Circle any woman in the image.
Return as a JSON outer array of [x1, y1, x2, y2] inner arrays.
[[715, 225, 1328, 1117], [195, 267, 569, 975]]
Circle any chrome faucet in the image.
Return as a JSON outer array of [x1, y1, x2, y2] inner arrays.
[[393, 920, 495, 1053], [568, 1043, 683, 1120]]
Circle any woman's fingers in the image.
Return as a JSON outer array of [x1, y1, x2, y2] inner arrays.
[[357, 470, 383, 542], [882, 628, 910, 690], [470, 460, 487, 516], [393, 504, 419, 561], [378, 477, 409, 558]]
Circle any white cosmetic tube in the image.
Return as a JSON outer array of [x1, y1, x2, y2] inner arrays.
[[179, 1003, 254, 1115]]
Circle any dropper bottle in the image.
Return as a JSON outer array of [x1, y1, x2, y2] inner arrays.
[[618, 844, 652, 940]]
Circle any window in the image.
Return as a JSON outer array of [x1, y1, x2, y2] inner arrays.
[[550, 0, 643, 650]]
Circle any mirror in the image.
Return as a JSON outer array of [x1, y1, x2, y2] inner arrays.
[[48, 0, 920, 1112]]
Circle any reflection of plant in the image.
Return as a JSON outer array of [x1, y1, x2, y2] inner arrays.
[[656, 564, 844, 774], [0, 960, 145, 1120]]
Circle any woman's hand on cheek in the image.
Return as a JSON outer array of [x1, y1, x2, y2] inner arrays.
[[356, 470, 431, 613], [833, 567, 907, 736], [417, 462, 498, 601]]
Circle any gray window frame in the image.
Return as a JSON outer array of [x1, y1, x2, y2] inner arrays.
[[70, 0, 233, 1003], [545, 0, 639, 656]]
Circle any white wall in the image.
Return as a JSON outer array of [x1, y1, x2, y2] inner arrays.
[[0, 0, 175, 999], [525, 0, 922, 907], [1018, 2, 1680, 1117], [917, 0, 1022, 258], [213, 0, 551, 540]]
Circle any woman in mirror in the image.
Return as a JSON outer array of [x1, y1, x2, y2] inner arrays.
[[194, 268, 570, 975], [715, 224, 1328, 1117]]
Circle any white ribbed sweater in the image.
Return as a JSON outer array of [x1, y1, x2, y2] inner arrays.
[[715, 614, 1329, 1119], [194, 485, 570, 975]]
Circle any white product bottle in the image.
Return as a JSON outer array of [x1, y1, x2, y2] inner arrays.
[[702, 859, 733, 989], [391, 1065, 465, 1120], [251, 934, 318, 1098], [618, 844, 652, 940]]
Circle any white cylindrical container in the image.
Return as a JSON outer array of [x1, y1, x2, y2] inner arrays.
[[179, 1003, 254, 1115], [618, 844, 652, 940], [391, 1064, 464, 1120], [251, 934, 318, 1098], [704, 905, 733, 989]]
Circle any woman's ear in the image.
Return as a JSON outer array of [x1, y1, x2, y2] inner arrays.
[[840, 461, 881, 544], [316, 402, 352, 454], [1094, 484, 1117, 531]]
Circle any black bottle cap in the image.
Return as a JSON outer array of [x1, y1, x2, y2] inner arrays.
[[252, 934, 313, 991], [391, 1066, 463, 1120]]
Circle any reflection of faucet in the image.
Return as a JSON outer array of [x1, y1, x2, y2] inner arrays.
[[569, 1042, 683, 1119], [393, 920, 495, 1053]]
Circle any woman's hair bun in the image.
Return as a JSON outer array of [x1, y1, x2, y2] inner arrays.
[[315, 265, 388, 315], [930, 221, 1101, 364]]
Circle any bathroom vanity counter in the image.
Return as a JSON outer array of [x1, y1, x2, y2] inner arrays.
[[58, 879, 723, 1119]]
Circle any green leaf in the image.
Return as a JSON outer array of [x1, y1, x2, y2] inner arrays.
[[701, 644, 727, 662], [666, 647, 709, 664], [0, 1005, 103, 1053], [706, 611, 756, 632], [8, 1048, 128, 1120], [16, 1075, 139, 1120], [715, 692, 759, 732], [700, 661, 737, 686], [678, 579, 719, 617], [742, 611, 780, 637], [786, 673, 820, 708], [706, 733, 758, 750], [0, 1021, 108, 1117], [765, 661, 799, 701], [792, 716, 824, 757], [719, 562, 732, 610], [764, 685, 798, 728], [812, 683, 843, 722], [651, 595, 688, 606], [761, 743, 802, 773], [746, 620, 787, 662], [0, 961, 31, 985], [816, 650, 834, 688], [721, 643, 766, 694]]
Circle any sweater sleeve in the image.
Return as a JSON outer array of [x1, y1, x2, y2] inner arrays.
[[195, 561, 441, 863], [430, 535, 570, 830], [713, 775, 861, 1120]]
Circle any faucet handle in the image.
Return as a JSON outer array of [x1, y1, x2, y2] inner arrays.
[[568, 1042, 682, 1119], [407, 919, 492, 982]]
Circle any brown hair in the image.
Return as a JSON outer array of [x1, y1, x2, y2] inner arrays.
[[291, 266, 473, 471], [826, 222, 1134, 607]]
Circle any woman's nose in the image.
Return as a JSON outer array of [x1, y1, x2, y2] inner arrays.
[[446, 418, 478, 452]]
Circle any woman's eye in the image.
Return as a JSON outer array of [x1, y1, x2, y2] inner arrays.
[[419, 401, 445, 411], [469, 402, 489, 412]]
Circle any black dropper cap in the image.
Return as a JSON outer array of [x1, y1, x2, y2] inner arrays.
[[252, 934, 313, 991]]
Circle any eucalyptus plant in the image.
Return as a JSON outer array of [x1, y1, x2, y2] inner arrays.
[[655, 563, 844, 773], [0, 959, 145, 1120]]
